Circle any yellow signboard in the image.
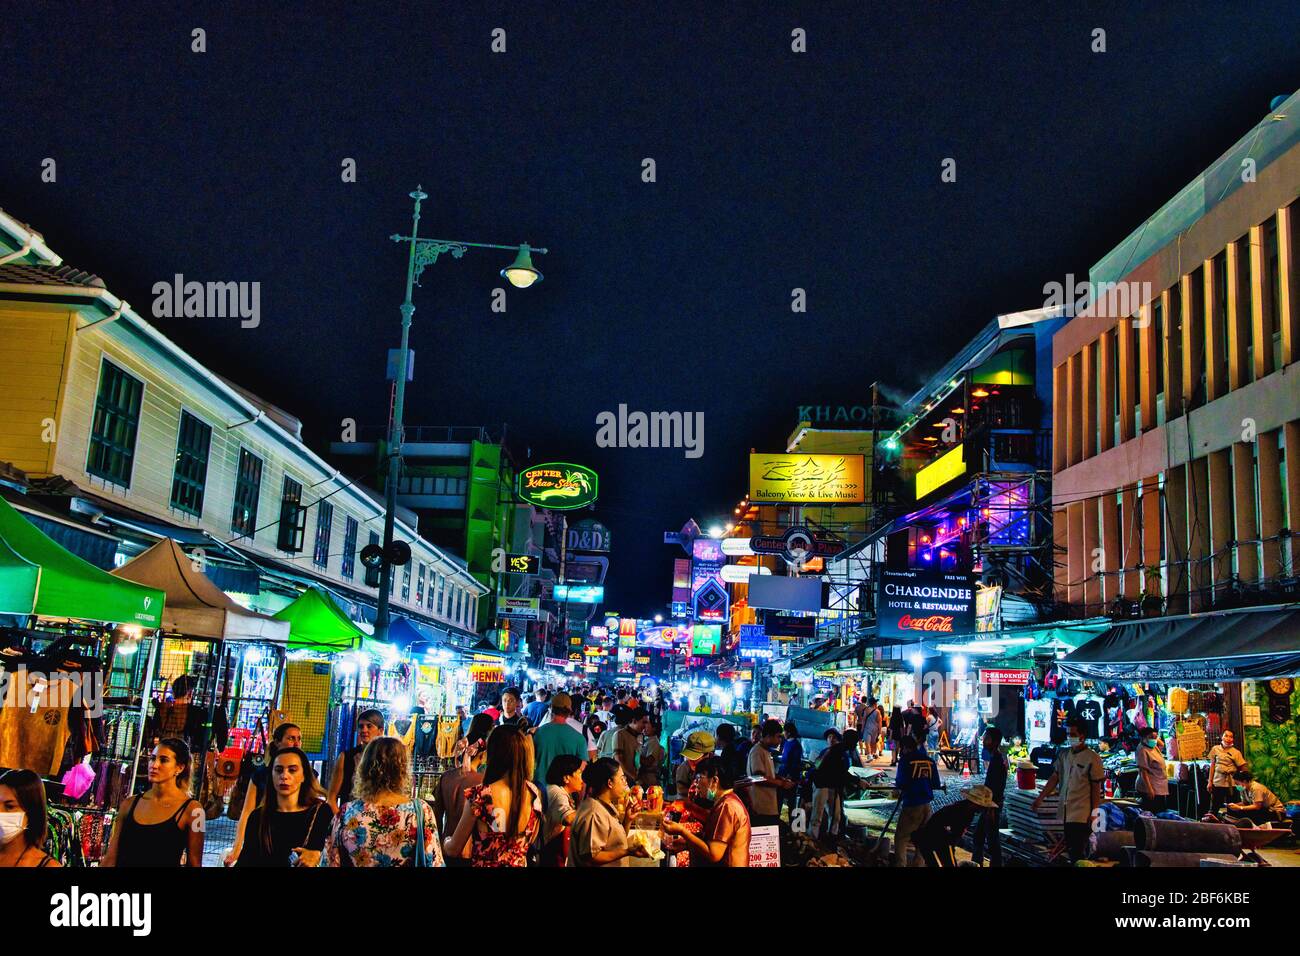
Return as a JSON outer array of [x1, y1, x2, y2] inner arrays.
[[915, 443, 965, 500], [748, 453, 865, 503]]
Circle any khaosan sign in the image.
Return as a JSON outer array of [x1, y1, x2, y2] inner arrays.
[[876, 568, 976, 639], [749, 453, 865, 503], [517, 462, 599, 510]]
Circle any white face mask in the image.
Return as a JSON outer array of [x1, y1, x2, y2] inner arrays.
[[0, 812, 26, 845]]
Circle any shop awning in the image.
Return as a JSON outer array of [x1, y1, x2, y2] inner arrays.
[[111, 538, 289, 643], [1058, 606, 1300, 682], [273, 587, 366, 653], [0, 494, 164, 628]]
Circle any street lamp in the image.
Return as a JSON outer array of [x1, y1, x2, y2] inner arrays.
[[374, 187, 548, 645]]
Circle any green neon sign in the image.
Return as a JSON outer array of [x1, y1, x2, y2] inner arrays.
[[517, 462, 599, 511]]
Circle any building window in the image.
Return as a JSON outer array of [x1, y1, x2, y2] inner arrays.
[[1263, 217, 1281, 374], [231, 449, 263, 538], [168, 410, 213, 517], [278, 476, 306, 553], [312, 500, 333, 569], [1237, 235, 1255, 383], [87, 359, 144, 487], [436, 577, 445, 616], [416, 563, 426, 604], [402, 563, 411, 602], [1153, 297, 1165, 413], [340, 516, 359, 580], [1211, 251, 1229, 396]]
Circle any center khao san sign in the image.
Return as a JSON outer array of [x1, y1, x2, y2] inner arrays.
[[517, 462, 599, 510], [749, 453, 865, 503]]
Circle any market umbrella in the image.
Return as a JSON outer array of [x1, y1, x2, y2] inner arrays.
[[111, 538, 289, 643], [273, 587, 365, 653], [0, 494, 164, 627]]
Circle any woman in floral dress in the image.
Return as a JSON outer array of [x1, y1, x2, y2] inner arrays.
[[329, 737, 443, 867], [443, 725, 542, 867]]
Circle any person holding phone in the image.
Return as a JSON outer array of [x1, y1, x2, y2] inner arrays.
[[235, 747, 333, 867]]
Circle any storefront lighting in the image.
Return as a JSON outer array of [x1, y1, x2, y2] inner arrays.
[[117, 639, 138, 656], [951, 407, 964, 414], [883, 437, 899, 451], [951, 655, 967, 673], [972, 387, 989, 398], [654, 614, 663, 623], [337, 659, 358, 677], [909, 653, 924, 669], [391, 695, 412, 713], [920, 534, 930, 544], [924, 436, 938, 442], [708, 525, 725, 538]]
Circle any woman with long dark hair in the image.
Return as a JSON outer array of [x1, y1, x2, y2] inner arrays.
[[329, 736, 444, 867], [235, 747, 333, 867], [225, 721, 303, 866], [104, 737, 204, 867], [442, 725, 542, 867], [0, 769, 60, 867]]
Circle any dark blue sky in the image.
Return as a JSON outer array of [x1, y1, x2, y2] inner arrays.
[[3, 3, 1296, 614]]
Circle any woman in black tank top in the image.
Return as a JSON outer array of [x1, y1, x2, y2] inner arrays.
[[105, 737, 204, 867]]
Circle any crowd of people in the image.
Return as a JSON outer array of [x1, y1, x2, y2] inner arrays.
[[8, 681, 1204, 869]]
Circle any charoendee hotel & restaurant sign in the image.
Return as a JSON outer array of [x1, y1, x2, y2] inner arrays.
[[876, 568, 977, 638]]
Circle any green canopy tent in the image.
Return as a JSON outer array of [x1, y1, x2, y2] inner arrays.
[[273, 587, 365, 653], [0, 495, 163, 628]]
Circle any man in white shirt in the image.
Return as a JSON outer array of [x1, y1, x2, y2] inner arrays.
[[743, 719, 791, 828], [1033, 718, 1104, 862]]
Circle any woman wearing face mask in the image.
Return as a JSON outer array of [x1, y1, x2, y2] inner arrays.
[[1135, 727, 1168, 813], [104, 737, 204, 867], [225, 721, 303, 866], [327, 709, 384, 813], [662, 755, 751, 867], [235, 747, 333, 867], [0, 769, 60, 867]]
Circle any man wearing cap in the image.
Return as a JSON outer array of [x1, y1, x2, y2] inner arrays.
[[911, 785, 999, 867], [531, 692, 588, 791], [676, 730, 716, 800]]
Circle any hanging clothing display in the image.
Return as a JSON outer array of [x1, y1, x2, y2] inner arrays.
[[1025, 699, 1053, 745], [1072, 696, 1104, 740], [435, 717, 460, 758], [0, 672, 75, 775]]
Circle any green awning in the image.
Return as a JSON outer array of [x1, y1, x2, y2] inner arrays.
[[0, 495, 164, 628], [273, 587, 365, 653]]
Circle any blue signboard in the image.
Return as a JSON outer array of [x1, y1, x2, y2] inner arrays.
[[738, 624, 771, 659]]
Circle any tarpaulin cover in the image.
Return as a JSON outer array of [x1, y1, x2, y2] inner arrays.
[[273, 587, 365, 653], [1058, 607, 1300, 682], [112, 538, 288, 642], [0, 494, 164, 627]]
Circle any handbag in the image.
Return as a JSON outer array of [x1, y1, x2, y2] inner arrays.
[[412, 799, 429, 868]]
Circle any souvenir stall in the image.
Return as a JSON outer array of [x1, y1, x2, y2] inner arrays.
[[110, 538, 289, 813], [0, 495, 165, 865], [273, 587, 366, 770]]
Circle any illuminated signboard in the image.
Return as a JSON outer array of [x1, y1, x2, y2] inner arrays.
[[517, 462, 599, 511], [877, 568, 976, 638], [554, 584, 604, 603], [566, 519, 611, 553], [589, 626, 608, 639], [749, 453, 865, 503], [505, 553, 540, 574], [915, 443, 965, 500], [499, 597, 540, 620], [721, 564, 771, 584], [738, 624, 772, 659], [691, 623, 722, 656], [692, 537, 728, 624], [469, 663, 504, 683], [635, 654, 650, 665]]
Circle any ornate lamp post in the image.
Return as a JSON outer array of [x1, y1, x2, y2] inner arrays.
[[372, 186, 548, 644]]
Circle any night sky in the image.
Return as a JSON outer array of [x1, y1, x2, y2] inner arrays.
[[3, 4, 1296, 615]]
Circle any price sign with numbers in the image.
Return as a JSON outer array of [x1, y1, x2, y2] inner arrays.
[[748, 825, 781, 868]]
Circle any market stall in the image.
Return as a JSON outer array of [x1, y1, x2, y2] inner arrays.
[[0, 494, 165, 864]]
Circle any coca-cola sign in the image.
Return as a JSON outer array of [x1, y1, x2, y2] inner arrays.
[[897, 614, 956, 633], [877, 569, 975, 640]]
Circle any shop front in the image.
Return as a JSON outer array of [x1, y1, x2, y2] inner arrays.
[[1059, 605, 1300, 817]]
